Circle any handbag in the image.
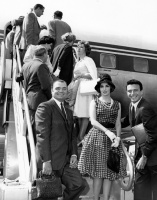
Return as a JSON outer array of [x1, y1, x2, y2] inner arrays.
[[34, 171, 62, 199], [79, 79, 98, 95], [107, 148, 120, 173], [131, 123, 147, 147]]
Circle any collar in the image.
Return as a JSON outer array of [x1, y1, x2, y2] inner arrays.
[[33, 58, 44, 63], [33, 10, 37, 18], [53, 97, 64, 109], [131, 97, 142, 111]]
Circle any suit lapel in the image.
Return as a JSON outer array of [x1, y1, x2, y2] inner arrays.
[[52, 100, 71, 131], [129, 103, 132, 125], [135, 98, 144, 120], [52, 100, 65, 119]]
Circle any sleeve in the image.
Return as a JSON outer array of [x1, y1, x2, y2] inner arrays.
[[84, 57, 98, 79], [23, 45, 34, 63], [48, 21, 56, 40], [121, 115, 130, 128], [25, 13, 36, 46], [35, 103, 52, 162], [46, 56, 53, 73], [58, 46, 72, 70], [68, 110, 78, 156], [142, 106, 157, 157], [37, 64, 52, 100]]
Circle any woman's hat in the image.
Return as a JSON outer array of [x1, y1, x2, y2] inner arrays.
[[95, 74, 115, 93]]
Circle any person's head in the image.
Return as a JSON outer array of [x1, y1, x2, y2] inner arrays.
[[51, 79, 68, 102], [61, 32, 76, 45], [38, 36, 55, 51], [126, 79, 143, 103], [34, 4, 45, 17], [34, 45, 47, 63], [95, 74, 115, 95], [77, 40, 91, 57], [54, 11, 63, 19]]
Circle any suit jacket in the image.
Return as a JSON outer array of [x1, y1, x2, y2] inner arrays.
[[48, 19, 71, 48], [21, 58, 52, 110], [121, 98, 157, 166], [19, 12, 40, 50], [35, 99, 77, 171], [51, 43, 74, 85], [12, 17, 24, 46]]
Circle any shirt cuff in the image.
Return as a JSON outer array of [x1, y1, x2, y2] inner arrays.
[[71, 154, 77, 158], [44, 160, 51, 163]]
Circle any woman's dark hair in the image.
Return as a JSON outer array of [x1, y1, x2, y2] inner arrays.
[[77, 40, 91, 56], [126, 79, 143, 91], [38, 36, 55, 45]]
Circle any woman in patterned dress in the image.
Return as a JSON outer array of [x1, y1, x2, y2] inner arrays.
[[78, 74, 127, 200]]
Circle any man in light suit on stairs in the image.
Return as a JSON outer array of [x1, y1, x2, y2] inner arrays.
[[48, 11, 72, 48], [19, 4, 45, 62]]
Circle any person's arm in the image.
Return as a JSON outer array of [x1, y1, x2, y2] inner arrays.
[[112, 103, 121, 147], [35, 103, 52, 174], [121, 114, 130, 128], [37, 64, 52, 100], [69, 110, 78, 168], [142, 106, 157, 157], [23, 45, 34, 63], [58, 46, 72, 71], [84, 57, 97, 80], [25, 13, 36, 46], [89, 99, 116, 142], [48, 21, 56, 41], [46, 55, 54, 74], [136, 106, 157, 170]]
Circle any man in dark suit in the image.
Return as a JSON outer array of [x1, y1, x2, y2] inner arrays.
[[51, 32, 76, 85], [48, 10, 72, 48], [17, 46, 52, 142], [19, 4, 45, 61], [121, 79, 157, 200], [35, 79, 85, 200]]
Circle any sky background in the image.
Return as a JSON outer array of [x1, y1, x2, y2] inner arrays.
[[1, 0, 157, 50]]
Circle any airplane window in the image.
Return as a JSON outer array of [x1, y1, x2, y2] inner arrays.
[[133, 57, 148, 73], [100, 53, 116, 68]]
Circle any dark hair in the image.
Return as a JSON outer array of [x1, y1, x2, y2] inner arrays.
[[38, 36, 55, 45], [54, 11, 63, 19], [51, 79, 67, 88], [126, 79, 143, 91], [34, 4, 45, 10], [95, 74, 115, 93], [77, 40, 91, 56]]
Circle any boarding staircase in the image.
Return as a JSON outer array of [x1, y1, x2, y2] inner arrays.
[[0, 40, 134, 200]]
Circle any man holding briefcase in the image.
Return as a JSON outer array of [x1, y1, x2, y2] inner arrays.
[[121, 79, 157, 200]]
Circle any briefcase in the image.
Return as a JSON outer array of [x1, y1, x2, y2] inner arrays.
[[34, 171, 62, 199], [131, 123, 147, 147]]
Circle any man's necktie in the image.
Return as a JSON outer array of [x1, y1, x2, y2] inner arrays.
[[61, 102, 66, 119], [131, 105, 135, 127]]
